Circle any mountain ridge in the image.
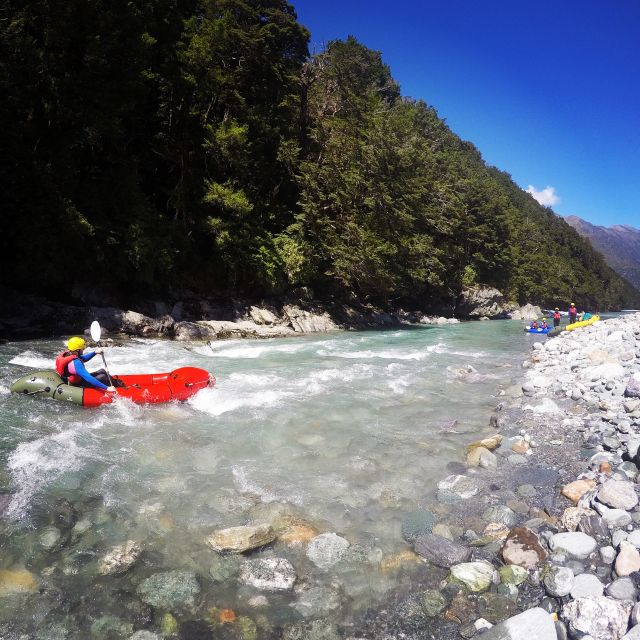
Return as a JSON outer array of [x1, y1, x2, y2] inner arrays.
[[565, 216, 640, 291]]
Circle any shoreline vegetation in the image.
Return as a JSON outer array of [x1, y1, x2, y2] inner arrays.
[[2, 3, 640, 314]]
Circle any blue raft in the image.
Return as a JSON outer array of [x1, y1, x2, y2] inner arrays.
[[524, 326, 551, 334]]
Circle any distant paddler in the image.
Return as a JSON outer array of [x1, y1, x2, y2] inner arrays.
[[568, 302, 578, 325]]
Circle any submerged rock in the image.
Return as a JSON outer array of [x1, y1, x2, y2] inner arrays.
[[413, 533, 471, 568], [401, 509, 437, 543], [450, 561, 495, 592], [98, 540, 141, 575], [240, 557, 296, 591], [306, 533, 350, 569], [136, 570, 199, 609], [437, 474, 480, 503], [205, 523, 275, 553], [0, 568, 39, 596]]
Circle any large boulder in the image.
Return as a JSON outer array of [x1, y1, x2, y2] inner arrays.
[[509, 304, 544, 321], [455, 285, 513, 319], [282, 305, 338, 333]]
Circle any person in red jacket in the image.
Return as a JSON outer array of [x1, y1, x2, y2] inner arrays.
[[553, 308, 561, 328], [55, 336, 116, 393], [568, 302, 578, 324]]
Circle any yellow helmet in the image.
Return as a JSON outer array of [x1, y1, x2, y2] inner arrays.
[[570, 302, 576, 306], [67, 336, 86, 351]]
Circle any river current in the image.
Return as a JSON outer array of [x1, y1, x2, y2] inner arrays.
[[0, 321, 534, 637]]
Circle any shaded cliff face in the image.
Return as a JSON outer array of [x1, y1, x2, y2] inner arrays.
[[566, 216, 640, 292]]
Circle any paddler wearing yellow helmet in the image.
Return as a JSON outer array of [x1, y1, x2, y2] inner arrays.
[[55, 336, 116, 393], [568, 302, 578, 324]]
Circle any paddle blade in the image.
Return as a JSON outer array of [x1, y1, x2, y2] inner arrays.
[[90, 320, 102, 343]]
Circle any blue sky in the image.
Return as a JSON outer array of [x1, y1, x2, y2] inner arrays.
[[293, 1, 639, 228]]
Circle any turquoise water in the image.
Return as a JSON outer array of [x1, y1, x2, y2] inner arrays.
[[0, 321, 532, 637]]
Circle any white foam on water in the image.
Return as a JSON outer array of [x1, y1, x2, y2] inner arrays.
[[199, 341, 308, 359], [190, 362, 377, 416], [6, 428, 99, 519], [317, 348, 429, 361], [190, 385, 292, 416], [0, 384, 9, 395], [9, 351, 52, 369], [231, 464, 304, 506], [387, 375, 414, 394]]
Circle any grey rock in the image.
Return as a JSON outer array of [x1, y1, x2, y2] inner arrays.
[[129, 633, 159, 640], [437, 474, 480, 503], [240, 557, 296, 591], [413, 533, 471, 568], [607, 577, 638, 601], [555, 620, 569, 640], [98, 540, 141, 576], [450, 561, 495, 592], [601, 546, 617, 564], [401, 509, 437, 543], [549, 532, 598, 559], [623, 624, 640, 639], [614, 530, 630, 547], [562, 595, 632, 640], [570, 573, 604, 598], [625, 374, 640, 399], [626, 529, 640, 548], [579, 515, 611, 539], [482, 505, 519, 527], [598, 480, 639, 511], [306, 533, 350, 569], [596, 504, 633, 528], [476, 607, 557, 640], [517, 484, 537, 498], [136, 570, 199, 609], [543, 565, 575, 597], [421, 589, 447, 617]]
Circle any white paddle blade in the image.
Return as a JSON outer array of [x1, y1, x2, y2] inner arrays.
[[90, 320, 102, 343]]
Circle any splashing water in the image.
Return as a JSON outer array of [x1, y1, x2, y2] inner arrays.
[[0, 321, 532, 635]]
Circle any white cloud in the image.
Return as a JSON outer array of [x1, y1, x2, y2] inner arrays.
[[526, 185, 560, 206]]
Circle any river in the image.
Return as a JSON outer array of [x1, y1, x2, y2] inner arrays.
[[0, 320, 535, 638]]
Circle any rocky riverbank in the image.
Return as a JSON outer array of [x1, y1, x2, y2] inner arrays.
[[360, 312, 640, 640], [0, 285, 540, 341]]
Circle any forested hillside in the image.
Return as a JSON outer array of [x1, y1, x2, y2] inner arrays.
[[2, 0, 638, 310]]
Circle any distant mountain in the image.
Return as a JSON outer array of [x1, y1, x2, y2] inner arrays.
[[565, 216, 640, 291]]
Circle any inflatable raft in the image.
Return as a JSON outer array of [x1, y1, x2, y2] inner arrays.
[[524, 326, 551, 334], [10, 367, 214, 408], [566, 315, 600, 332]]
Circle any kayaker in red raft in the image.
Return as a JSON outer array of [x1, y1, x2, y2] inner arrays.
[[56, 336, 121, 394]]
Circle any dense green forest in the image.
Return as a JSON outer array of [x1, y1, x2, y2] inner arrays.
[[2, 0, 638, 310]]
